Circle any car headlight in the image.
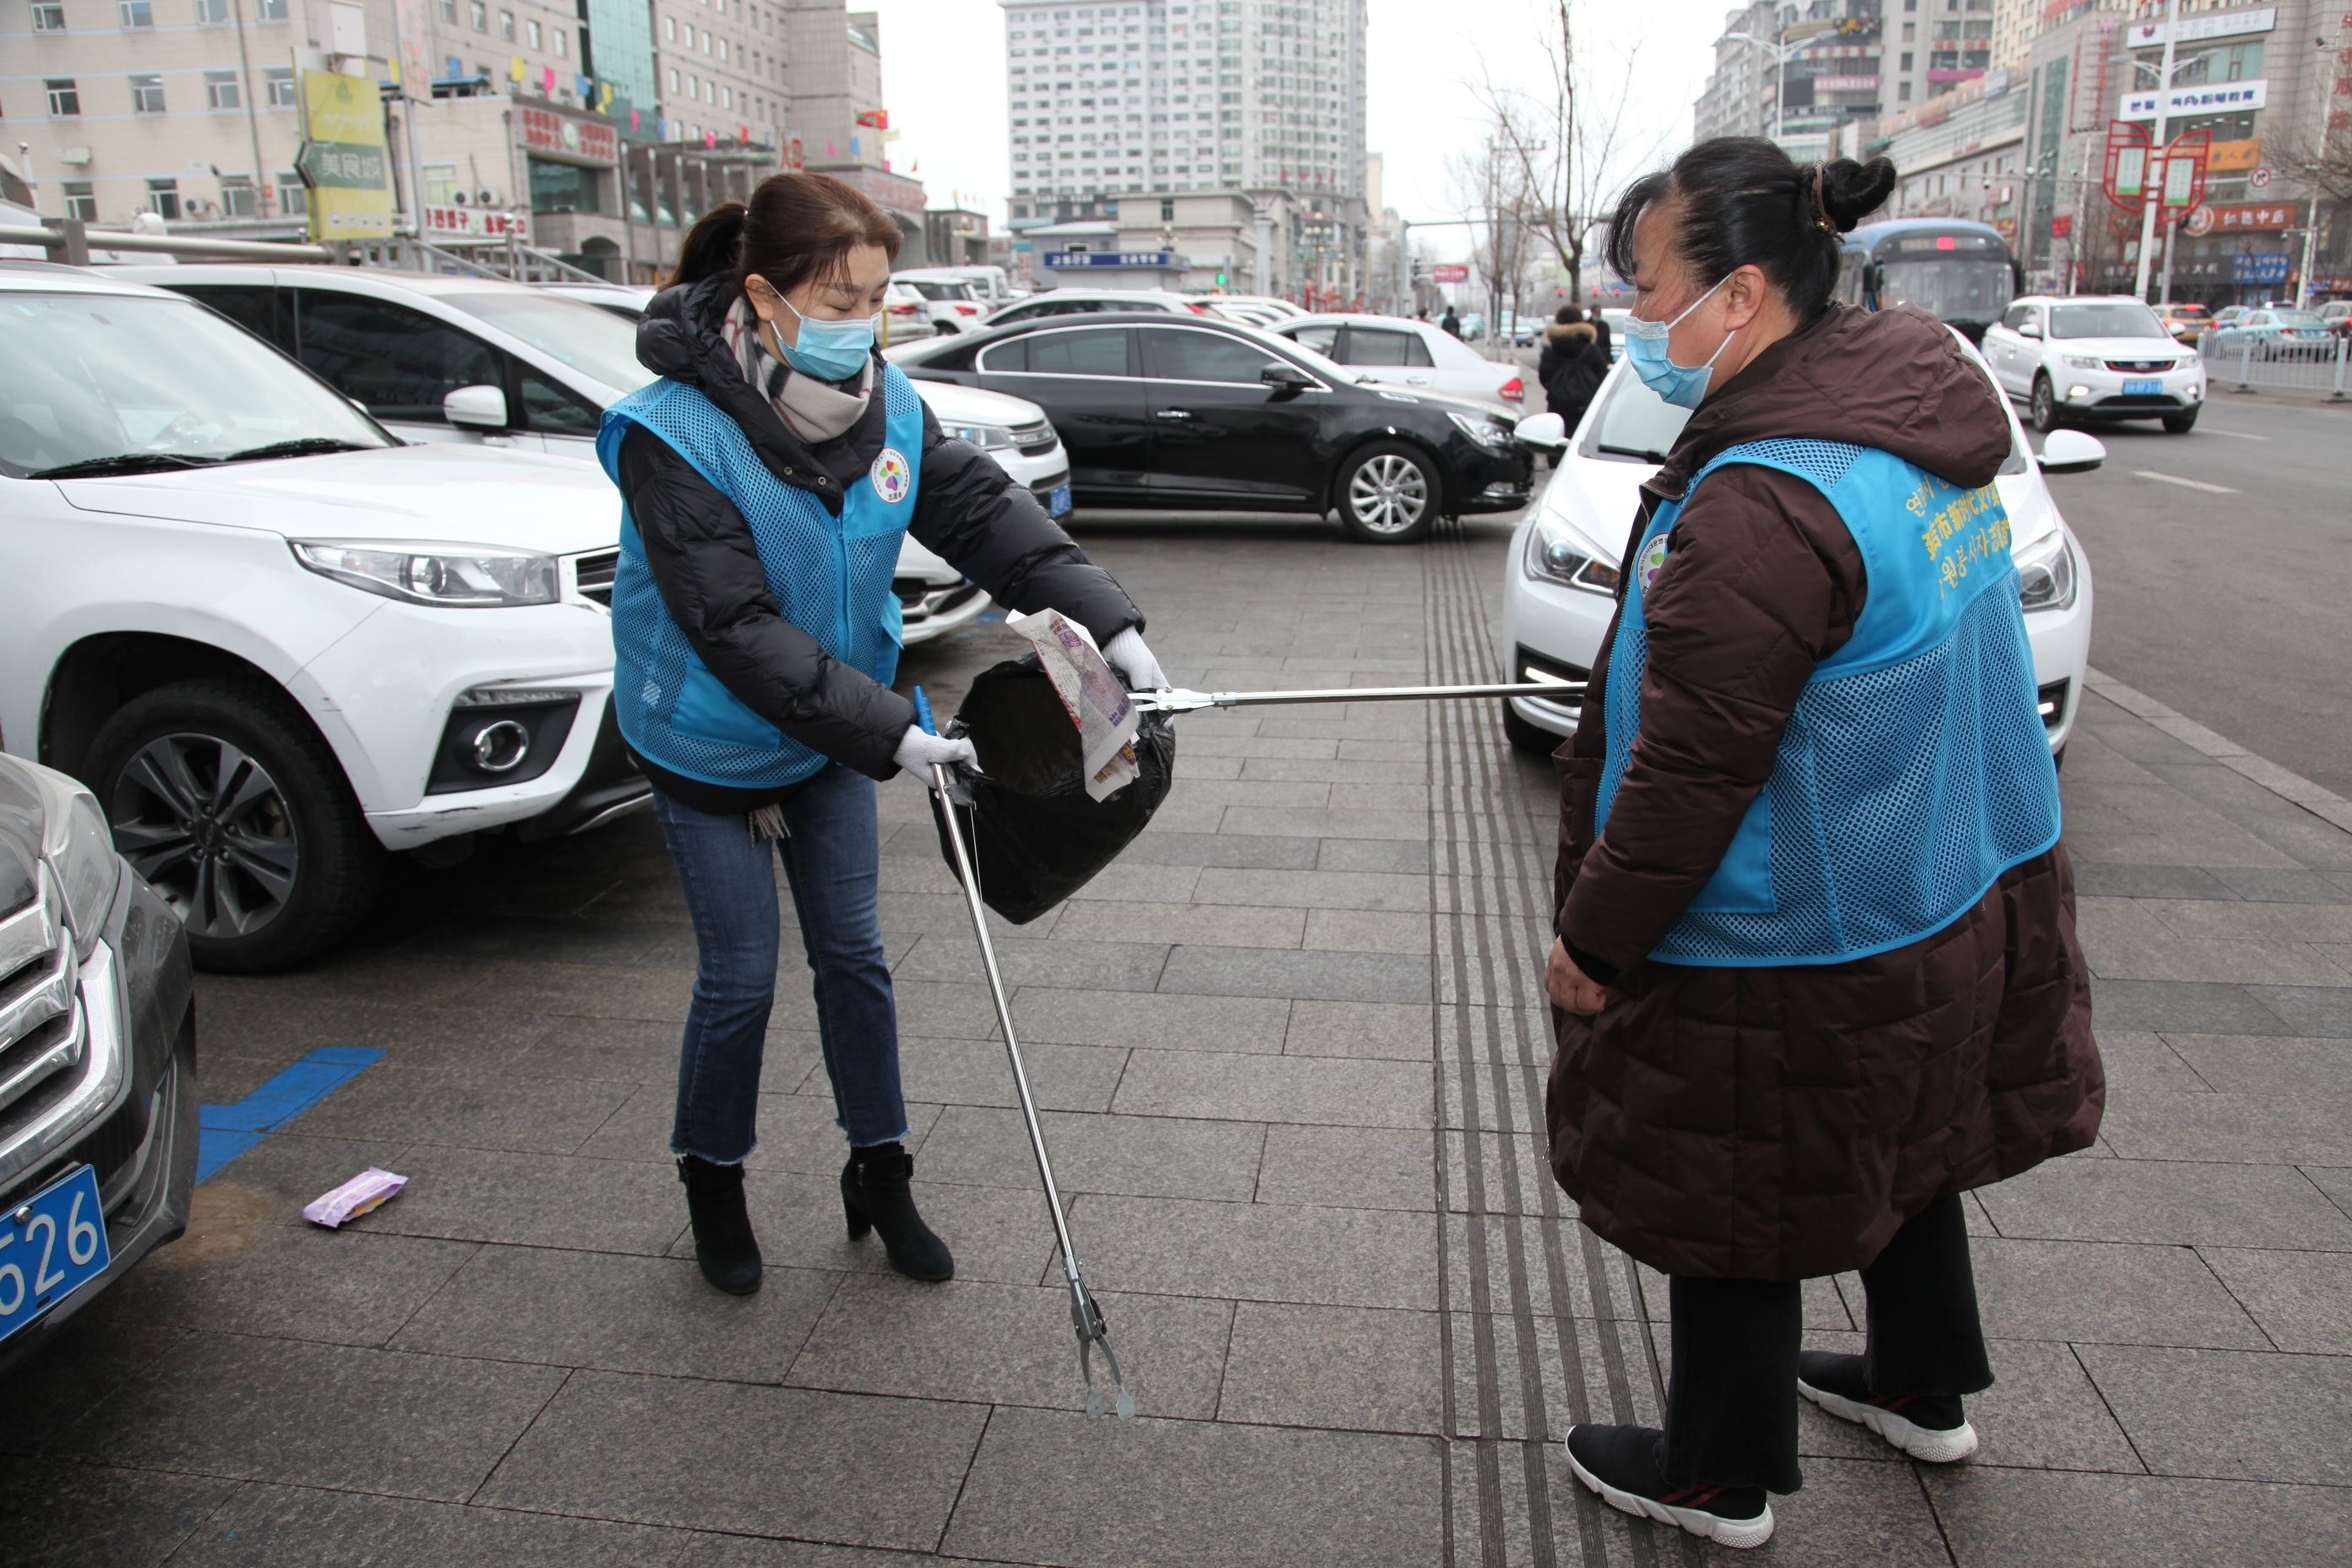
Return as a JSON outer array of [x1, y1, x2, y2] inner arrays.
[[943, 422, 1017, 450], [291, 541, 560, 607], [1523, 523, 1622, 597], [2015, 527, 2077, 614], [2062, 355, 2104, 371], [31, 766, 122, 961], [1449, 411, 1512, 449]]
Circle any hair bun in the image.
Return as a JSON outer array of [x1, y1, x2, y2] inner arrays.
[[1818, 157, 1897, 233]]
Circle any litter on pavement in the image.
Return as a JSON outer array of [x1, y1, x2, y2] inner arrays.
[[302, 1168, 407, 1228]]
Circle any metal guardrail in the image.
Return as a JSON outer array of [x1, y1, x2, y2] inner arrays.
[[2199, 331, 2350, 400], [0, 219, 333, 264], [0, 218, 606, 286]]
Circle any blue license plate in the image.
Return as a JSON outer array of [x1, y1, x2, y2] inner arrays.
[[1047, 482, 1073, 518], [2123, 378, 2161, 395], [0, 1164, 110, 1346]]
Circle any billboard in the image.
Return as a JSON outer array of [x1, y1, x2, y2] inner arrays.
[[1430, 263, 1470, 283], [296, 71, 394, 241]]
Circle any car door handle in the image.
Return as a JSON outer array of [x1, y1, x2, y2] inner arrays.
[[1154, 408, 1192, 420]]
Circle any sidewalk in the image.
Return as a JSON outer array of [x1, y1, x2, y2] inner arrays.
[[3, 518, 2347, 1566]]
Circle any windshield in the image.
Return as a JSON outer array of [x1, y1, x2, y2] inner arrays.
[[2167, 304, 2211, 318], [0, 289, 390, 479], [1877, 257, 2014, 326], [2048, 301, 2167, 340], [439, 290, 656, 395]]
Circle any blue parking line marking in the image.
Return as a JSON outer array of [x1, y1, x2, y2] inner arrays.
[[195, 1046, 384, 1184]]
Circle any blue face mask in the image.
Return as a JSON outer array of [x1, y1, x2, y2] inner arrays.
[[1623, 275, 1738, 410], [772, 291, 879, 381]]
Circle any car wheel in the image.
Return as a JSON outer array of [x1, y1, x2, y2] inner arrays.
[[934, 321, 959, 335], [1501, 701, 1560, 756], [84, 678, 384, 973], [1337, 441, 1441, 543], [2029, 375, 2061, 434], [2161, 408, 2198, 433]]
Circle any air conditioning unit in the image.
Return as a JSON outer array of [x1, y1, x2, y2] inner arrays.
[[476, 188, 500, 206], [452, 190, 471, 204]]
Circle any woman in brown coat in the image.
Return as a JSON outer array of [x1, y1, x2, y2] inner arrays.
[[1543, 138, 2102, 1549]]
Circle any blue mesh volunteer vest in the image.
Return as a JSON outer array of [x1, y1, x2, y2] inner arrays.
[[1596, 439, 2061, 967], [598, 363, 924, 790]]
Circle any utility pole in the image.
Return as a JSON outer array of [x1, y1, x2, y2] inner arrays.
[[2131, 0, 2180, 301]]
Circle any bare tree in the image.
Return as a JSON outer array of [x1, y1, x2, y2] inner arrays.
[[2270, 129, 2352, 210], [1446, 130, 1530, 339]]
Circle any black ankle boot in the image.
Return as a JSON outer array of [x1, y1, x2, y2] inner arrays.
[[841, 1143, 954, 1282], [678, 1156, 762, 1295]]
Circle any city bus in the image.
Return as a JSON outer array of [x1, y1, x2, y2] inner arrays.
[[1836, 218, 2023, 344]]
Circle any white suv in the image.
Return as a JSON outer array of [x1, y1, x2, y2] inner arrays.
[[1981, 295, 2206, 434], [0, 266, 640, 972]]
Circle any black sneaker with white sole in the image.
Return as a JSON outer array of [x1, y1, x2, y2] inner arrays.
[[1796, 1350, 1980, 1463], [1563, 1424, 1775, 1550]]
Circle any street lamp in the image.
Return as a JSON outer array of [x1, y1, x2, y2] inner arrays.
[[1721, 30, 1826, 148]]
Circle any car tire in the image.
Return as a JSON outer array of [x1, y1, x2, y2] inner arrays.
[[1336, 441, 1442, 544], [2029, 375, 2061, 434], [84, 678, 384, 973], [934, 321, 959, 335], [2161, 408, 2198, 433], [1501, 701, 1560, 756]]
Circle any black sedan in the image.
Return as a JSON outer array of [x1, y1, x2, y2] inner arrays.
[[892, 312, 1537, 542]]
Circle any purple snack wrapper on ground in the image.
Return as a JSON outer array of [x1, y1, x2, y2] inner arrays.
[[302, 1168, 407, 1228]]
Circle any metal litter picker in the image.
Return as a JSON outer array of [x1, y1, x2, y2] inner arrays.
[[909, 675, 1580, 1420]]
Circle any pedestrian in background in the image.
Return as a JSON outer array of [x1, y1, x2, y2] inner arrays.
[[1536, 304, 1606, 456], [1440, 303, 1463, 339], [604, 172, 1165, 1296], [1542, 137, 2101, 1549]]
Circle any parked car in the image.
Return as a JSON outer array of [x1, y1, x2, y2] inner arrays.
[[1204, 293, 1308, 322], [1980, 295, 2206, 433], [0, 751, 198, 1372], [982, 288, 1209, 327], [3, 268, 645, 972], [1498, 342, 2096, 761], [1596, 309, 1631, 362], [1200, 299, 1289, 327], [882, 280, 939, 345], [130, 266, 1054, 645], [891, 270, 988, 335], [2204, 306, 2340, 362], [2208, 305, 2250, 332], [898, 313, 1541, 542], [2155, 301, 2212, 345], [2319, 300, 2352, 338], [1265, 313, 1527, 414]]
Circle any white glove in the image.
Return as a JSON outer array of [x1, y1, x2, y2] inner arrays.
[[894, 725, 978, 776], [1102, 625, 1168, 692]]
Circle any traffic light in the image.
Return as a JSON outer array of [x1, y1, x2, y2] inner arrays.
[[1217, 270, 1227, 286]]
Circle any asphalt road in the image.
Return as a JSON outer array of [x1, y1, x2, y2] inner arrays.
[[2040, 392, 2352, 800]]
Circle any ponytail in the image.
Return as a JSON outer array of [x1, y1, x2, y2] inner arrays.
[[667, 201, 748, 289]]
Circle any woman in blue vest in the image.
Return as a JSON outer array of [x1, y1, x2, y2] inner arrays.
[[601, 173, 1163, 1295], [1541, 139, 2101, 1549]]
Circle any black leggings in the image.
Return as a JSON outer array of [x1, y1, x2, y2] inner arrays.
[[1661, 1193, 1994, 1493]]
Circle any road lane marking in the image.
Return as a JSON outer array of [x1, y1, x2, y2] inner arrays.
[[2132, 470, 2239, 494], [2199, 427, 2268, 441], [195, 1045, 384, 1182]]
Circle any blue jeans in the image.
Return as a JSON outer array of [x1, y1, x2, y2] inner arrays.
[[651, 765, 911, 1163]]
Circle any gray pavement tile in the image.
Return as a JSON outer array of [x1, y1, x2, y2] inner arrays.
[[675, 1537, 939, 1568], [1969, 1239, 2267, 1348], [2093, 1030, 2213, 1091], [1141, 800, 1228, 835], [57, 1331, 565, 1501], [1440, 1130, 1559, 1217], [1257, 1124, 1436, 1211], [787, 1274, 1232, 1418], [2207, 866, 2352, 903], [1239, 755, 1426, 784], [942, 1406, 1442, 1568], [2072, 863, 2240, 901], [1974, 1155, 2352, 1250], [1172, 752, 1244, 781], [0, 1460, 234, 1568], [1971, 1338, 2148, 1473], [504, 1015, 701, 1085], [916, 1106, 1266, 1202], [1220, 805, 1432, 841], [1314, 836, 1434, 873], [2309, 1164, 2352, 1222], [2086, 978, 2311, 1035], [187, 990, 551, 1070], [1113, 1048, 1432, 1128], [1191, 866, 1429, 912], [575, 1085, 938, 1169], [894, 934, 1170, 994], [1924, 1468, 2352, 1568], [2160, 1033, 2352, 1097], [2079, 1343, 2352, 1485], [286, 1064, 637, 1155], [1285, 999, 1434, 1059], [1171, 732, 1340, 760], [208, 954, 495, 1010], [882, 980, 1002, 1039], [2246, 984, 2352, 1037], [390, 1244, 840, 1380], [1699, 1454, 1952, 1565], [476, 1370, 987, 1549], [1217, 1302, 1443, 1434], [0, 1298, 193, 1456], [1006, 986, 1291, 1054], [349, 1145, 687, 1256], [2197, 1247, 2352, 1353], [399, 913, 679, 966], [2147, 900, 2352, 943], [1070, 1193, 1440, 1309], [1110, 830, 1320, 868], [1054, 899, 1308, 948], [2099, 1089, 2352, 1163], [686, 1169, 1059, 1287], [167, 1483, 685, 1567], [1060, 862, 1203, 901], [193, 1130, 414, 1226], [892, 1032, 1129, 1113], [1165, 778, 1333, 808], [2087, 931, 2352, 987], [1157, 943, 1432, 1004], [1302, 906, 1435, 954], [469, 960, 694, 1024], [1328, 781, 1433, 813]]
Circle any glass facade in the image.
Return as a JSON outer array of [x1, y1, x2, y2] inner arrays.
[[582, 0, 658, 134]]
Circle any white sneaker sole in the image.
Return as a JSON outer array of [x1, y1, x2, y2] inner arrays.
[[1564, 1433, 1775, 1550], [1798, 1379, 1980, 1463]]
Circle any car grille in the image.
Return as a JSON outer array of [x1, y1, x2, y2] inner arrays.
[[572, 548, 619, 607], [0, 874, 85, 1147], [2092, 394, 2180, 409], [1010, 422, 1058, 455], [2103, 359, 2178, 373]]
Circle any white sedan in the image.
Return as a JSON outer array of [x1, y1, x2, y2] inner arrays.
[[1500, 345, 2097, 761], [1980, 296, 2205, 434], [1266, 313, 1527, 414]]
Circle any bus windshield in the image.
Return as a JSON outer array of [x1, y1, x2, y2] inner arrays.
[[1874, 256, 2014, 330]]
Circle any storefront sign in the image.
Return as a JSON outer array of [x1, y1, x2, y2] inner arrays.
[[2208, 138, 2262, 172], [390, 0, 433, 104], [1814, 74, 1881, 92], [1431, 263, 1470, 283], [1044, 250, 1177, 269], [2203, 200, 2298, 231], [2120, 79, 2268, 121], [2232, 251, 2290, 285], [422, 204, 531, 243], [295, 70, 393, 241], [518, 106, 617, 167], [2126, 6, 2274, 47]]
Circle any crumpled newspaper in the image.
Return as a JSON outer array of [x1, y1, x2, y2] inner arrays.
[[1003, 607, 1140, 801]]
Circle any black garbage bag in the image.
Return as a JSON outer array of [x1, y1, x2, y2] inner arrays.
[[928, 654, 1175, 924]]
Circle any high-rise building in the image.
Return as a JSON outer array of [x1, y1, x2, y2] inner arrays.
[[1691, 0, 1884, 156], [649, 0, 792, 149]]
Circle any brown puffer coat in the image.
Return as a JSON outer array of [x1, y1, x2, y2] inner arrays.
[[1544, 302, 2103, 1282]]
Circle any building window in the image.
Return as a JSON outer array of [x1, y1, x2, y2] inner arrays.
[[145, 177, 180, 219], [130, 71, 165, 111], [46, 77, 81, 114], [498, 9, 513, 40], [264, 63, 294, 103], [553, 24, 564, 54], [439, 0, 453, 17], [194, 0, 226, 19], [663, 14, 673, 38], [721, 84, 732, 108], [469, 0, 483, 29], [117, 0, 150, 22], [31, 0, 65, 27], [1160, 197, 1173, 219], [667, 66, 678, 90], [526, 17, 538, 45], [251, 0, 282, 17], [62, 179, 96, 218], [528, 155, 601, 212], [717, 36, 727, 59], [220, 175, 257, 216], [276, 172, 306, 215], [205, 68, 240, 107]]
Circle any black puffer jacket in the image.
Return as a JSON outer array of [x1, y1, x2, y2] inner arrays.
[[616, 277, 1142, 796]]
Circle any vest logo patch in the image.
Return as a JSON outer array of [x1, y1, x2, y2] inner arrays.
[[870, 447, 912, 504], [1638, 534, 1670, 591]]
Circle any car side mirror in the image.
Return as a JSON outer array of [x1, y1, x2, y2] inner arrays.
[[2017, 322, 2042, 340], [1512, 411, 1568, 450], [2038, 429, 2105, 474], [1260, 362, 1315, 392], [444, 384, 510, 431]]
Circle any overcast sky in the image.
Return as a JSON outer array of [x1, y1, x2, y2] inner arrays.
[[861, 0, 1734, 262]]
